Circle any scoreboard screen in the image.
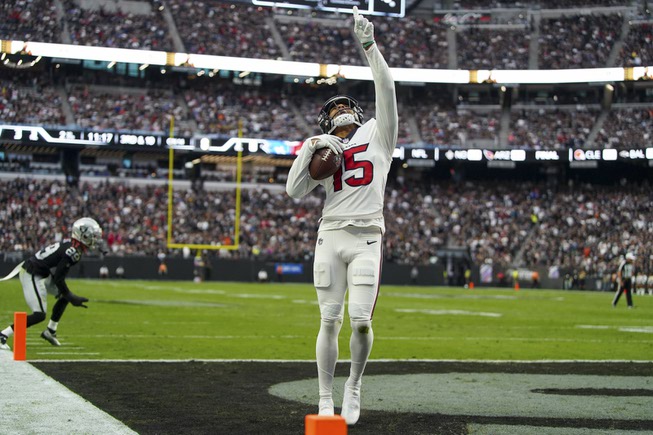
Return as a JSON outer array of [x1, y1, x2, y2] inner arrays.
[[252, 0, 405, 17]]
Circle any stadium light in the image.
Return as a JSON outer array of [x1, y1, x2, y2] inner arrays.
[[3, 40, 653, 85]]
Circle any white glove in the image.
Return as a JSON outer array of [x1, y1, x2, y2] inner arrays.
[[307, 134, 343, 155], [352, 6, 374, 45]]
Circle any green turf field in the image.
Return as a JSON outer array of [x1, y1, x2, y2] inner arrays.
[[1, 279, 651, 361]]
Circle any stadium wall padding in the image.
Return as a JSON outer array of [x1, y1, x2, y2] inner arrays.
[[0, 258, 566, 289]]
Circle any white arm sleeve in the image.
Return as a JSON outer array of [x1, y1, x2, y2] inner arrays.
[[364, 44, 398, 156], [286, 140, 321, 198]]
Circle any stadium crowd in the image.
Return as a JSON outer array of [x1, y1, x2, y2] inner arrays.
[[621, 23, 653, 66], [67, 85, 189, 133], [0, 78, 66, 127], [508, 108, 599, 150], [0, 0, 650, 71], [455, 0, 631, 8], [456, 28, 530, 70], [1, 178, 650, 280], [63, 0, 175, 51], [595, 107, 653, 149], [1, 69, 652, 148], [538, 14, 624, 69]]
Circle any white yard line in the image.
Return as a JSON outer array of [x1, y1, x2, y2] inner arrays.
[[45, 333, 649, 344]]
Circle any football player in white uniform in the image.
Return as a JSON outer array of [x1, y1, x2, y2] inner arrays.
[[0, 218, 102, 350], [286, 6, 398, 426]]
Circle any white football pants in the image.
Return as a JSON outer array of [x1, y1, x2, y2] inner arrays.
[[313, 226, 382, 401], [19, 268, 57, 314]]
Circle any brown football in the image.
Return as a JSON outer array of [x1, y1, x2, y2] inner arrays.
[[309, 148, 342, 180]]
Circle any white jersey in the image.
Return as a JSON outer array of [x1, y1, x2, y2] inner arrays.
[[286, 45, 398, 233]]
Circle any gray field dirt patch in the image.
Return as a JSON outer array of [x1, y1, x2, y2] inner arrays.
[[270, 373, 653, 419]]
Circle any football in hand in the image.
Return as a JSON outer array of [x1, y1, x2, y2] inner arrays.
[[309, 148, 342, 180]]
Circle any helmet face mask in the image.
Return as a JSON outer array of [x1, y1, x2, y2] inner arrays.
[[318, 95, 364, 134], [72, 218, 103, 250]]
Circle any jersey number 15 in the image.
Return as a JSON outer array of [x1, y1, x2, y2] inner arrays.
[[333, 144, 373, 192]]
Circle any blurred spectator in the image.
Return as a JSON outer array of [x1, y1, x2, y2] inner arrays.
[[99, 265, 109, 278], [116, 265, 125, 278], [257, 268, 269, 282]]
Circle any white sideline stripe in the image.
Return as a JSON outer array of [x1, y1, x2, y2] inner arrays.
[[381, 336, 653, 343], [396, 308, 502, 317], [64, 334, 653, 344], [28, 358, 653, 363], [577, 325, 653, 334], [0, 350, 137, 435], [72, 334, 310, 339], [619, 327, 653, 334], [35, 352, 101, 355]]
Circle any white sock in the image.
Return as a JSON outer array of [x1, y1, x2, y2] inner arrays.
[[48, 320, 59, 332], [1, 326, 14, 337], [348, 321, 374, 386], [316, 319, 342, 400]]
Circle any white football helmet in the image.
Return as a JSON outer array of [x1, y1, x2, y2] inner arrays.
[[72, 218, 103, 250], [318, 95, 364, 134], [625, 252, 636, 261]]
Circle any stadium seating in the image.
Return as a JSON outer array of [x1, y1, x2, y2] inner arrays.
[[0, 178, 650, 280]]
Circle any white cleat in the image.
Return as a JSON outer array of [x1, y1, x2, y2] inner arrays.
[[318, 397, 334, 416], [340, 381, 361, 425], [41, 329, 61, 346]]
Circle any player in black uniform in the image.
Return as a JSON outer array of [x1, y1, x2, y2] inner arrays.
[[0, 218, 103, 350], [612, 252, 636, 308]]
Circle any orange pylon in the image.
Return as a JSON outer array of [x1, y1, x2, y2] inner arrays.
[[305, 415, 347, 435], [13, 312, 26, 361]]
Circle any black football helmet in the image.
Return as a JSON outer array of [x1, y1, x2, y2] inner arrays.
[[318, 95, 364, 134]]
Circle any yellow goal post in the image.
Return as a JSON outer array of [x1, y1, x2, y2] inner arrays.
[[165, 117, 242, 251]]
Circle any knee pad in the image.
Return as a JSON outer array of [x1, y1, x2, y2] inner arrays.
[[350, 319, 372, 335], [320, 318, 343, 335], [320, 302, 344, 323]]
